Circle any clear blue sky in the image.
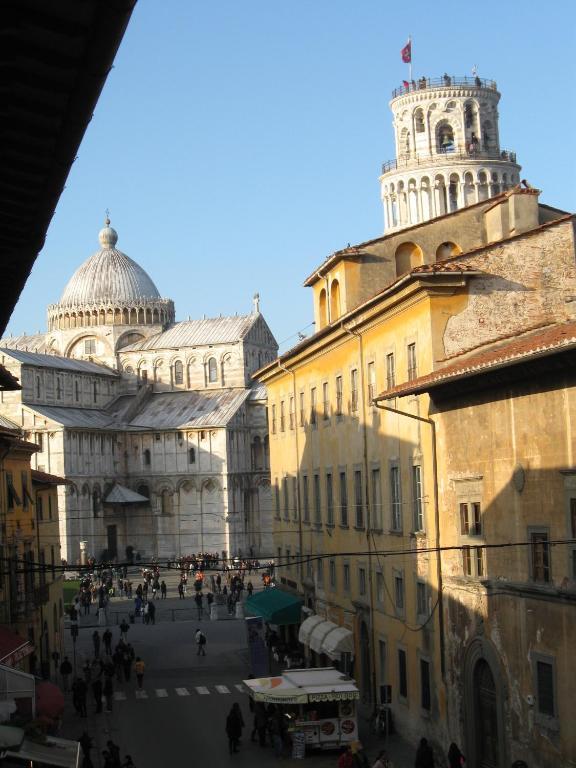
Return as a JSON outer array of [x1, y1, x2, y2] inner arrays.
[[8, 0, 576, 351]]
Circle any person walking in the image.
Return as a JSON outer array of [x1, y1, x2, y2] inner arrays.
[[119, 619, 129, 641], [447, 743, 465, 768], [195, 628, 206, 656], [160, 580, 167, 598], [148, 601, 156, 625], [194, 591, 203, 620], [79, 732, 94, 768], [134, 657, 145, 688], [92, 631, 101, 658], [60, 656, 73, 692], [103, 675, 114, 713], [225, 702, 245, 753], [91, 677, 103, 714], [103, 628, 113, 656], [415, 737, 435, 768], [178, 581, 184, 599]]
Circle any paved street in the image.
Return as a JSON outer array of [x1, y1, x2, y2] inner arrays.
[[58, 571, 414, 768]]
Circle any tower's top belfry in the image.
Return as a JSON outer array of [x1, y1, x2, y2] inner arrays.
[[380, 75, 521, 233]]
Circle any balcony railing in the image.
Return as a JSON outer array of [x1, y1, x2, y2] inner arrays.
[[381, 148, 517, 175], [392, 75, 497, 99]]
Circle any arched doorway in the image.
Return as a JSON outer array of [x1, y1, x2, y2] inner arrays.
[[474, 660, 500, 767], [359, 620, 371, 702]]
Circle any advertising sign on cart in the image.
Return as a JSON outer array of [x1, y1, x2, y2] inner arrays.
[[292, 731, 306, 759]]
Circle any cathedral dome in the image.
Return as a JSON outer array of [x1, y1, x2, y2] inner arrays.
[[59, 221, 161, 306]]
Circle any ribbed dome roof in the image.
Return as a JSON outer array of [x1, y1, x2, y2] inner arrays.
[[59, 220, 161, 306]]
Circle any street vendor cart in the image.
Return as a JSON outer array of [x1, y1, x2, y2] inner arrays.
[[243, 667, 360, 752]]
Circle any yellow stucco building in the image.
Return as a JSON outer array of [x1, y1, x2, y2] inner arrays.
[[257, 186, 575, 759]]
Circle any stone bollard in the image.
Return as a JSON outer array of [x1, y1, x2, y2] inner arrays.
[[98, 607, 107, 626], [210, 593, 229, 621], [235, 601, 245, 619]]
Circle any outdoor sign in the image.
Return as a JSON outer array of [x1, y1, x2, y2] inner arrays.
[[292, 731, 305, 759], [245, 616, 269, 677]]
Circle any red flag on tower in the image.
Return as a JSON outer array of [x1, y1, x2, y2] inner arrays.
[[401, 39, 411, 63]]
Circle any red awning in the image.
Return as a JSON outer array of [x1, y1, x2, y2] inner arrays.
[[0, 627, 34, 667]]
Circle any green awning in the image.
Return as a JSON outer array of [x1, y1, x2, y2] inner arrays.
[[245, 588, 302, 625]]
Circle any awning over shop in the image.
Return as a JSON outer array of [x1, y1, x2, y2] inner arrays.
[[0, 628, 34, 668], [1, 729, 80, 768], [309, 620, 338, 654], [298, 614, 325, 645], [245, 588, 302, 626], [243, 668, 360, 705], [322, 626, 355, 659], [103, 483, 148, 504]]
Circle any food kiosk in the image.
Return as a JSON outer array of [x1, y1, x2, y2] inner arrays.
[[243, 667, 360, 752]]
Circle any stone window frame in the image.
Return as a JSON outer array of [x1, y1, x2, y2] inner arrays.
[[532, 652, 559, 730], [397, 645, 408, 703], [528, 526, 551, 584]]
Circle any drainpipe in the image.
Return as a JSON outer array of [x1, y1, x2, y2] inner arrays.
[[342, 324, 379, 706], [277, 361, 304, 582], [373, 400, 446, 679]]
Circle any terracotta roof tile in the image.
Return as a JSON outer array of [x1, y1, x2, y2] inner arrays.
[[375, 321, 576, 399], [32, 469, 70, 486]]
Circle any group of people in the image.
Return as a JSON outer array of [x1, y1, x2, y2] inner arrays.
[[79, 733, 135, 768]]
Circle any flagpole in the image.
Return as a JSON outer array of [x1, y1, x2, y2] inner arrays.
[[409, 35, 412, 82]]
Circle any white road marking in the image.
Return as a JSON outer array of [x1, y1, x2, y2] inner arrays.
[[135, 689, 148, 699], [155, 689, 168, 697], [195, 686, 210, 695], [234, 684, 245, 693], [175, 687, 190, 696], [113, 691, 126, 701], [215, 685, 230, 694]]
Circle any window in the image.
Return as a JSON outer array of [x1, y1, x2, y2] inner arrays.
[[412, 465, 424, 531], [416, 581, 427, 617], [343, 562, 350, 591], [280, 401, 285, 432], [354, 470, 364, 528], [316, 558, 324, 585], [140, 368, 148, 383], [286, 548, 291, 572], [161, 489, 172, 515], [335, 376, 343, 416], [310, 388, 317, 426], [274, 482, 280, 519], [292, 477, 298, 521], [36, 377, 41, 398], [329, 559, 337, 588], [35, 432, 43, 451], [386, 353, 396, 389], [48, 495, 53, 520], [21, 472, 30, 509], [174, 360, 184, 385], [306, 556, 313, 579], [462, 546, 472, 576], [208, 357, 218, 383], [535, 658, 556, 719], [359, 567, 367, 595], [398, 649, 408, 698], [283, 478, 289, 521], [394, 573, 404, 612], [475, 547, 485, 577], [188, 447, 196, 464], [326, 473, 334, 525], [289, 396, 295, 429], [56, 376, 62, 400], [37, 495, 43, 521], [271, 404, 277, 434], [350, 369, 359, 412], [93, 381, 98, 403], [74, 381, 80, 402], [420, 659, 431, 710], [367, 361, 376, 403], [144, 449, 151, 466], [322, 382, 329, 420], [376, 571, 384, 604], [84, 338, 96, 354], [390, 466, 402, 531], [407, 343, 417, 381], [6, 473, 20, 508], [372, 468, 382, 529], [313, 473, 321, 523], [302, 475, 310, 522], [530, 530, 551, 583], [299, 392, 305, 426], [460, 502, 482, 535], [340, 471, 348, 526]]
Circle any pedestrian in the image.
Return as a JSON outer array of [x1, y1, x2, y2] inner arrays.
[[91, 677, 103, 714], [119, 619, 129, 641], [60, 656, 73, 692], [103, 675, 114, 713], [195, 628, 206, 656], [72, 677, 87, 717], [415, 737, 435, 768], [82, 659, 92, 684], [447, 743, 465, 768], [143, 600, 150, 624], [178, 581, 184, 599], [103, 628, 113, 655], [122, 647, 132, 682], [195, 591, 203, 619], [247, 580, 253, 597], [160, 580, 167, 598], [225, 702, 245, 753], [134, 656, 145, 688], [107, 740, 121, 768], [92, 630, 100, 658], [372, 749, 393, 768], [338, 746, 354, 768], [254, 702, 268, 747], [148, 601, 156, 625], [79, 732, 94, 768]]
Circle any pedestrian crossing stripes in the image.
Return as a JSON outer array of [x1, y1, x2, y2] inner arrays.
[[109, 684, 247, 701]]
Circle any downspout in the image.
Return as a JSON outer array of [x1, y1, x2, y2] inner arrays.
[[277, 361, 304, 583], [373, 400, 445, 679], [342, 324, 378, 706]]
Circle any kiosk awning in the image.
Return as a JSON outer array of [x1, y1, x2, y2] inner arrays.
[[309, 620, 337, 654], [298, 614, 325, 645], [245, 588, 302, 625], [322, 626, 355, 659]]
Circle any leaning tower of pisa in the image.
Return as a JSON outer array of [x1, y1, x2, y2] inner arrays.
[[380, 75, 521, 233]]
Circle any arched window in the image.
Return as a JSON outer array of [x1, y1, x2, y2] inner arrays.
[[144, 449, 151, 466], [330, 280, 341, 321], [208, 357, 218, 383], [482, 120, 492, 150], [414, 108, 425, 133], [174, 360, 184, 385], [394, 242, 423, 276], [92, 488, 101, 517], [436, 241, 462, 261], [161, 489, 172, 515], [137, 484, 150, 504], [188, 447, 196, 464], [437, 121, 455, 153], [318, 288, 327, 328]]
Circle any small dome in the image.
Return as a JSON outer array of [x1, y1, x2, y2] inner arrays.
[[59, 221, 162, 306]]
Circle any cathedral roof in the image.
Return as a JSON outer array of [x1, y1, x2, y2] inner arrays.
[[120, 313, 263, 351], [0, 348, 118, 377], [58, 221, 162, 307]]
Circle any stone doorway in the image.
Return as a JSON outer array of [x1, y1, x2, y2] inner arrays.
[[474, 659, 500, 767]]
